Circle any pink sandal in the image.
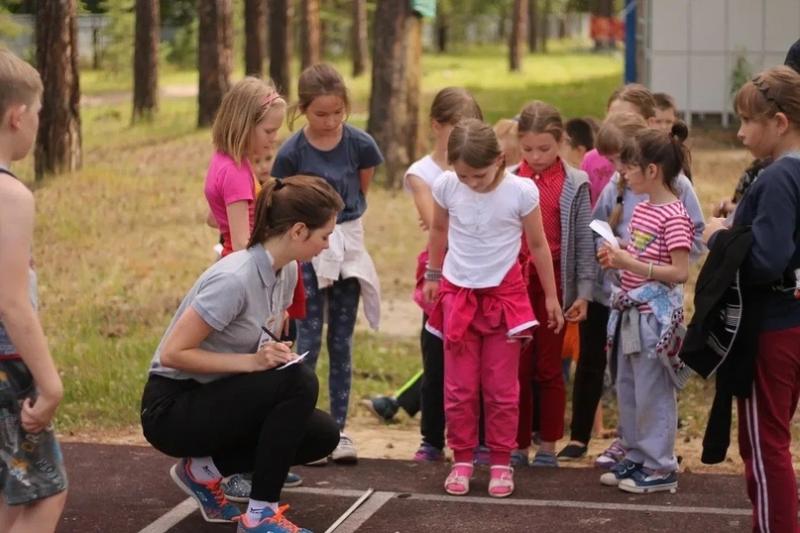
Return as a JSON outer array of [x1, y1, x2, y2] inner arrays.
[[488, 465, 514, 498], [444, 462, 473, 495]]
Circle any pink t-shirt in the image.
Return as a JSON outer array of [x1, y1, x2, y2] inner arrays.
[[204, 151, 255, 255], [620, 201, 694, 309], [581, 149, 616, 207]]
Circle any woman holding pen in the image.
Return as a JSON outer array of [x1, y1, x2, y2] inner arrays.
[[140, 176, 342, 533]]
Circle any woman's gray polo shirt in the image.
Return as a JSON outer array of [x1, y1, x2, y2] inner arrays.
[[149, 245, 298, 384]]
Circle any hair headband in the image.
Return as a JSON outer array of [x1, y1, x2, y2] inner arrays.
[[264, 91, 283, 108]]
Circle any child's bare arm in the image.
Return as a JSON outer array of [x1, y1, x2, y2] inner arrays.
[[359, 167, 375, 195], [523, 207, 565, 332], [599, 245, 690, 284], [407, 175, 435, 231], [206, 210, 219, 229], [0, 179, 63, 433], [422, 202, 449, 303], [226, 201, 251, 251]]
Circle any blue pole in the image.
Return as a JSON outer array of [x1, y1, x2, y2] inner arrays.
[[624, 0, 637, 83]]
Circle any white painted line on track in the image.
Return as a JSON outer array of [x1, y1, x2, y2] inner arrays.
[[403, 493, 752, 516], [288, 486, 751, 517], [330, 491, 396, 533], [137, 485, 750, 533], [137, 498, 197, 533]]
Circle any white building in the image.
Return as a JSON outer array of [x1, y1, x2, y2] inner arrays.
[[637, 0, 800, 125]]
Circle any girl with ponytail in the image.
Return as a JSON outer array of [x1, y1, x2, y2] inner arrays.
[[141, 176, 343, 533], [596, 124, 697, 494]]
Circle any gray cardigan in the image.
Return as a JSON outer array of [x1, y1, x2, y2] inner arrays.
[[511, 161, 596, 308]]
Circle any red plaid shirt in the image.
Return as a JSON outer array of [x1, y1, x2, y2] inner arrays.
[[517, 158, 564, 262]]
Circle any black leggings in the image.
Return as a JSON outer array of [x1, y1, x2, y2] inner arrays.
[[420, 315, 446, 450], [568, 301, 610, 445], [141, 364, 339, 501]]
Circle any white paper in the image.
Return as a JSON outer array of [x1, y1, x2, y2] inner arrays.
[[589, 220, 620, 249], [277, 351, 309, 371]]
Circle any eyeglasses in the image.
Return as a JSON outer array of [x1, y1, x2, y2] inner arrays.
[[752, 76, 787, 114]]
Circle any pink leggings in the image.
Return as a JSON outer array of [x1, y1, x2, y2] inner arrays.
[[441, 294, 521, 466]]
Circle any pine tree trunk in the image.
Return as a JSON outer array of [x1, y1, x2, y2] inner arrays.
[[133, 0, 159, 121], [509, 0, 527, 71], [244, 0, 267, 77], [540, 0, 550, 53], [300, 0, 321, 69], [351, 0, 367, 77], [435, 10, 448, 53], [404, 13, 423, 162], [367, 0, 420, 188], [268, 0, 293, 97], [528, 0, 538, 52], [35, 0, 82, 180], [197, 0, 233, 127]]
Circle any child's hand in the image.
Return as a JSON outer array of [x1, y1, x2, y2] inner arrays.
[[21, 388, 61, 434], [711, 199, 736, 218], [597, 243, 631, 270], [703, 217, 729, 245], [564, 298, 588, 322], [545, 296, 564, 333], [422, 280, 440, 304]]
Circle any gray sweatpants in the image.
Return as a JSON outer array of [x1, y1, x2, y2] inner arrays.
[[615, 312, 678, 472]]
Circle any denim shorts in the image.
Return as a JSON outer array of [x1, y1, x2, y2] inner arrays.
[[0, 360, 67, 505]]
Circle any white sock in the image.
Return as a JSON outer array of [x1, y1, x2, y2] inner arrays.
[[187, 457, 221, 482], [246, 499, 278, 524]]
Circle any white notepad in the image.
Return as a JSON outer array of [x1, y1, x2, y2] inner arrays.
[[589, 220, 620, 249], [277, 351, 309, 371]]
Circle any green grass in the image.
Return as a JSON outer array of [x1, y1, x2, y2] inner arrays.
[[21, 46, 626, 432]]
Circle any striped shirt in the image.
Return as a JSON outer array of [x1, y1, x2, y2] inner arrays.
[[620, 200, 693, 305]]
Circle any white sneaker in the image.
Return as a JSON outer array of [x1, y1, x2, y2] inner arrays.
[[331, 433, 358, 464]]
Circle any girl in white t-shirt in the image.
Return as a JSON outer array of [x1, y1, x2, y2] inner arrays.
[[423, 118, 564, 498], [385, 88, 483, 462]]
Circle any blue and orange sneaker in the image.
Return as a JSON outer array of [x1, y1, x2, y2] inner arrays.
[[236, 504, 312, 533], [169, 459, 241, 523]]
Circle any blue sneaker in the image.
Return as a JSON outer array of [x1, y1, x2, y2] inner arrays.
[[413, 442, 444, 462], [285, 471, 303, 488], [510, 449, 529, 467], [531, 451, 559, 468], [223, 473, 252, 503], [361, 396, 399, 422], [599, 458, 642, 486], [618, 468, 678, 494], [225, 472, 304, 503], [170, 459, 241, 523], [236, 504, 312, 533]]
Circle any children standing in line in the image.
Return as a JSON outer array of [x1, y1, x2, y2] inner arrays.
[[583, 84, 659, 206], [597, 124, 695, 493], [493, 118, 521, 167], [562, 117, 595, 169], [558, 111, 705, 463], [0, 48, 67, 533], [272, 64, 383, 463], [653, 93, 679, 133], [511, 101, 596, 467], [704, 65, 800, 532], [423, 118, 564, 497]]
